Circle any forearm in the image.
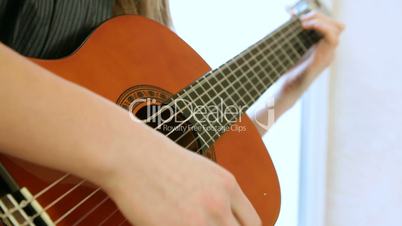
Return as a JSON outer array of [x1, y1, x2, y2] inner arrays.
[[251, 57, 320, 135], [0, 44, 160, 186]]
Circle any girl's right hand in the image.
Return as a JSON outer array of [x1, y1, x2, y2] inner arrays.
[[100, 131, 262, 226]]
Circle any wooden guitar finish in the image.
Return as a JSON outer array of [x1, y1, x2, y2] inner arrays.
[[0, 16, 280, 225]]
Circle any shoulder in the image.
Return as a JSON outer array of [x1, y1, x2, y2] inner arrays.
[[1, 0, 114, 59]]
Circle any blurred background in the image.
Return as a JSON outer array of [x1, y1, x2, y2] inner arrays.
[[170, 0, 402, 226]]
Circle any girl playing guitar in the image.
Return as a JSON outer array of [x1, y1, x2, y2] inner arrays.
[[0, 0, 344, 225]]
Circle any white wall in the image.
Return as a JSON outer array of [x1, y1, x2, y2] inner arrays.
[[326, 0, 402, 225]]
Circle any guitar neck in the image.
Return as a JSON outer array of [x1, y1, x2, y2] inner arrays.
[[170, 17, 322, 151]]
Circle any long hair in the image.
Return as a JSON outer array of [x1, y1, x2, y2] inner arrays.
[[113, 0, 172, 27]]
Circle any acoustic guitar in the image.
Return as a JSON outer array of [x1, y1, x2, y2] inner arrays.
[[0, 1, 323, 225]]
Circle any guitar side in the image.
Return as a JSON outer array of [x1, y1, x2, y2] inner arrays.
[[0, 16, 280, 225]]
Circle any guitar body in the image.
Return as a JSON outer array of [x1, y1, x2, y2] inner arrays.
[[0, 16, 280, 225]]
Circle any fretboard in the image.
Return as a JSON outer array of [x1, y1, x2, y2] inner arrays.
[[169, 17, 322, 152]]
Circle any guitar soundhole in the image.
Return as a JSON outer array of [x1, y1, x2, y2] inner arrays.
[[135, 105, 200, 150], [117, 85, 216, 161]]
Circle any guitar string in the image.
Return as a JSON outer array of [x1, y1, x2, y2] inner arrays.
[[7, 18, 310, 225], [71, 196, 110, 226], [22, 189, 108, 226], [117, 219, 127, 226], [97, 208, 119, 226], [165, 22, 307, 154], [53, 188, 102, 224]]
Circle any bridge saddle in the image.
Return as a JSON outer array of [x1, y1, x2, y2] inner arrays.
[[0, 188, 54, 226]]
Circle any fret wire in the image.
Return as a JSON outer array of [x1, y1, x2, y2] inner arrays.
[[257, 58, 276, 84], [298, 32, 310, 48], [293, 34, 308, 54], [250, 77, 264, 96], [272, 41, 290, 74], [223, 71, 245, 105], [239, 76, 257, 103], [285, 26, 303, 59], [207, 81, 236, 122], [248, 70, 266, 98], [297, 31, 310, 50], [201, 77, 230, 134], [252, 44, 276, 86], [203, 71, 254, 137], [234, 76, 258, 109], [277, 27, 305, 68], [272, 28, 295, 68], [195, 84, 213, 104], [194, 80, 226, 140], [206, 75, 234, 106], [187, 84, 200, 100], [283, 29, 306, 64]]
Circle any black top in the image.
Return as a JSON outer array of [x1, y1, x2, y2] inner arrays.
[[0, 0, 114, 59]]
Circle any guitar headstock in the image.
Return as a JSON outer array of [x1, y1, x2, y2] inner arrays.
[[288, 0, 330, 17]]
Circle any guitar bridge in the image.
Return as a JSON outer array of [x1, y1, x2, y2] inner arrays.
[[0, 188, 54, 226]]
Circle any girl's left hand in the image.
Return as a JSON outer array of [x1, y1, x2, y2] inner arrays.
[[300, 12, 345, 76]]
